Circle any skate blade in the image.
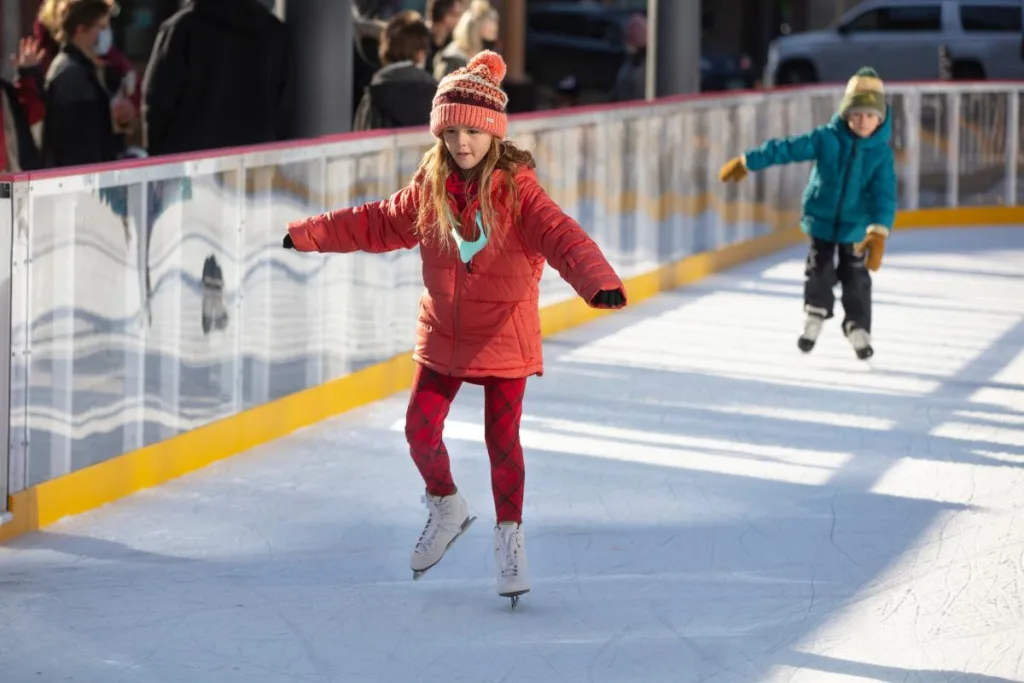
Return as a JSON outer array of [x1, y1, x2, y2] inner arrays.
[[501, 587, 530, 610], [504, 589, 529, 610], [412, 515, 477, 580]]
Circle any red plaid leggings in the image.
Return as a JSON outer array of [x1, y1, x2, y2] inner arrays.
[[404, 364, 527, 524]]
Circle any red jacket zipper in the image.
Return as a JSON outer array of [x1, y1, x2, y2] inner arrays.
[[446, 185, 478, 376]]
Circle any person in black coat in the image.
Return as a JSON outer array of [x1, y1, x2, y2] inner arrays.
[[353, 11, 437, 132], [141, 0, 296, 156], [42, 0, 125, 167]]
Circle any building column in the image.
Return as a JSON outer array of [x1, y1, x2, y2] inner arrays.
[[499, 0, 524, 80], [281, 0, 353, 137], [498, 0, 535, 113], [2, 0, 24, 81], [647, 0, 701, 98]]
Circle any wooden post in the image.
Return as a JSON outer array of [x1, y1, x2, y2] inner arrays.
[[498, 0, 535, 112], [499, 0, 525, 81]]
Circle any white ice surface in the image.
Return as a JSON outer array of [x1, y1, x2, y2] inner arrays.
[[2, 227, 1024, 683]]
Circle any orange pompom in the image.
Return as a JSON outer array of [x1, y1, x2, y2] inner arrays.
[[467, 50, 506, 84]]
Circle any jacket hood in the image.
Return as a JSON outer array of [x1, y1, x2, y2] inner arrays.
[[371, 61, 436, 86], [369, 63, 437, 128], [828, 105, 892, 149], [189, 0, 276, 31]]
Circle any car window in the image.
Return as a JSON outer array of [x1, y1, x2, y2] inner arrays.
[[529, 12, 583, 35], [844, 5, 942, 32], [960, 5, 1023, 31], [528, 12, 625, 44]]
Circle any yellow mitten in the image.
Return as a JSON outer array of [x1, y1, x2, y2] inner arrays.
[[719, 156, 748, 183], [855, 225, 889, 271]]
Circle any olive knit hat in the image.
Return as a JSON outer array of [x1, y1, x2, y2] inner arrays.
[[840, 66, 886, 120]]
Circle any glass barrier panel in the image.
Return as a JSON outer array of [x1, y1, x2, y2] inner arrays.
[[6, 83, 1019, 491]]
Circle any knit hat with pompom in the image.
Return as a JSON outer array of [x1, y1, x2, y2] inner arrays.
[[430, 50, 509, 139], [840, 66, 886, 120]]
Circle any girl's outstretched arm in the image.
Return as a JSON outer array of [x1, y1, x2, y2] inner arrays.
[[287, 184, 420, 253], [516, 172, 626, 309]]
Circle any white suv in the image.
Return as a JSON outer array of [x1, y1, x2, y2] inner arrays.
[[764, 0, 1024, 86]]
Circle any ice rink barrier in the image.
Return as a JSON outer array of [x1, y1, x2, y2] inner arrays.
[[1, 82, 1022, 539]]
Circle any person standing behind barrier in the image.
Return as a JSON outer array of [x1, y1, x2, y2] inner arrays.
[[353, 11, 437, 132], [281, 51, 627, 605], [608, 13, 646, 103], [141, 0, 295, 156], [719, 67, 896, 360], [424, 0, 463, 75], [33, 0, 140, 115], [41, 0, 125, 167], [0, 37, 47, 172], [432, 0, 500, 81]]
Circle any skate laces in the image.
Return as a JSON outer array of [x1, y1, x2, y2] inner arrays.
[[497, 525, 520, 577], [414, 495, 440, 554], [415, 495, 463, 554]]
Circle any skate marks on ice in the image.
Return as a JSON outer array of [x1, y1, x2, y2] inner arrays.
[[1, 228, 1023, 682]]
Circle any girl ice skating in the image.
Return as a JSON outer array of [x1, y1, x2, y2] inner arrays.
[[719, 66, 896, 360], [283, 50, 627, 605]]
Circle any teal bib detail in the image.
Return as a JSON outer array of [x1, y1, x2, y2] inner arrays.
[[452, 211, 488, 263]]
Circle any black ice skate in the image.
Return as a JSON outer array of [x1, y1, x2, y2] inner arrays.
[[845, 325, 873, 360], [798, 313, 825, 353]]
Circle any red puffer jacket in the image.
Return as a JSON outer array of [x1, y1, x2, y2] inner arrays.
[[287, 166, 626, 379]]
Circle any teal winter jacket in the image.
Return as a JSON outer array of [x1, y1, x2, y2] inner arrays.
[[743, 107, 897, 244]]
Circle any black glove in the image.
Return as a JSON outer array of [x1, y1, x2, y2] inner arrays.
[[282, 233, 294, 249], [590, 289, 625, 309]]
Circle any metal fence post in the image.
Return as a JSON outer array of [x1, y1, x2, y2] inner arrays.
[[905, 88, 921, 211], [0, 182, 13, 521], [1006, 90, 1019, 206], [946, 90, 961, 208]]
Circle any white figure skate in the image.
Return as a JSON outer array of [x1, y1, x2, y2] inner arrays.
[[494, 522, 530, 609], [411, 491, 475, 580]]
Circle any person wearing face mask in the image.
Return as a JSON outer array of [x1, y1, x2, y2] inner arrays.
[[432, 0, 500, 81], [34, 1, 140, 108], [93, 23, 139, 140], [42, 0, 125, 167], [608, 13, 646, 103]]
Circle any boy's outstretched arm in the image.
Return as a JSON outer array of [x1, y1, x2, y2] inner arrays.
[[856, 149, 897, 271], [867, 149, 897, 232], [720, 129, 822, 181], [516, 173, 627, 309], [285, 184, 420, 253]]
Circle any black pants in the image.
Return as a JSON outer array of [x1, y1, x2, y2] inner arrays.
[[804, 237, 872, 333]]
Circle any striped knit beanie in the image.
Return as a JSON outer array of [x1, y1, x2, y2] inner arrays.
[[840, 66, 886, 121], [430, 50, 509, 139]]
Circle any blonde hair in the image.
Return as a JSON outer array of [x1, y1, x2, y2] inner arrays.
[[451, 0, 499, 59], [414, 137, 535, 253], [39, 0, 115, 41], [38, 0, 70, 40]]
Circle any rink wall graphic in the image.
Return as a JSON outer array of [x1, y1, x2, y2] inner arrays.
[[1, 82, 1022, 542]]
